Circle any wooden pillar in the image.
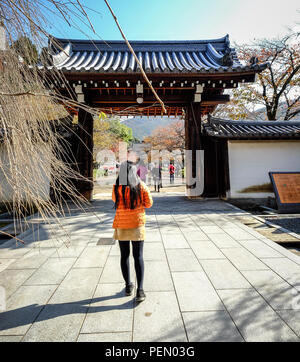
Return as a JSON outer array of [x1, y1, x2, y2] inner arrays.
[[76, 107, 94, 201], [185, 103, 204, 198], [200, 136, 230, 198]]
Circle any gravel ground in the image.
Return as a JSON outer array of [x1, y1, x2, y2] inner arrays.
[[264, 216, 300, 234]]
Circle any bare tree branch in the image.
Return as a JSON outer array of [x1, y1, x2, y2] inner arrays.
[[103, 0, 167, 114]]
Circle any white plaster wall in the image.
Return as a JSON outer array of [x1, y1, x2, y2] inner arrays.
[[0, 144, 51, 203], [227, 140, 300, 199]]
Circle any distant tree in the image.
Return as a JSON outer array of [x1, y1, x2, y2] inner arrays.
[[94, 119, 115, 154], [12, 36, 38, 65], [108, 118, 133, 144], [93, 116, 134, 158], [144, 120, 184, 152], [144, 120, 185, 178], [214, 33, 300, 120]]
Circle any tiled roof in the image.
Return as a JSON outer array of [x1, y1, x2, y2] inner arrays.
[[48, 35, 267, 74], [203, 116, 300, 139]]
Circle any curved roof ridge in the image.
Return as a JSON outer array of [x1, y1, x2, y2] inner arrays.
[[209, 115, 300, 126], [52, 34, 230, 45], [45, 34, 269, 74]]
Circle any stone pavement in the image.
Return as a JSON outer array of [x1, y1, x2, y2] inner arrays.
[[0, 194, 300, 342]]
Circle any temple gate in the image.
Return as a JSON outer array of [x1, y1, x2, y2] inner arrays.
[[45, 35, 267, 200]]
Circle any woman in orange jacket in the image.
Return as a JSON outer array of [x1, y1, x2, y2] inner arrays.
[[112, 161, 153, 303]]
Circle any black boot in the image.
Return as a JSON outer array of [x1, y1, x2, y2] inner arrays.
[[136, 289, 146, 303], [125, 283, 134, 296]]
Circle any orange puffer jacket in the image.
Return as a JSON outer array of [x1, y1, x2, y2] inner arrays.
[[112, 182, 153, 229]]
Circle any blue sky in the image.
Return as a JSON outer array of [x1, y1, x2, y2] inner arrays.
[[46, 0, 299, 45]]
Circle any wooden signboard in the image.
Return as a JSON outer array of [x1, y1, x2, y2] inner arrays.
[[269, 172, 300, 214]]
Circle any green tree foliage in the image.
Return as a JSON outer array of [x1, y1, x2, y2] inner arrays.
[[108, 118, 133, 144], [93, 116, 134, 157]]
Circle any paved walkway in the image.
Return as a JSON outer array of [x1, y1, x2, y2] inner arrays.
[[0, 194, 300, 342]]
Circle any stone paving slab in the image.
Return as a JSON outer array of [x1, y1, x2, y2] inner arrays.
[[221, 248, 270, 271], [0, 336, 23, 342], [49, 268, 102, 304], [25, 239, 66, 249], [143, 243, 166, 261], [0, 285, 56, 336], [238, 240, 284, 259], [214, 220, 238, 228], [200, 260, 251, 290], [7, 248, 56, 270], [260, 238, 300, 266], [144, 261, 173, 292], [0, 242, 31, 259], [48, 244, 85, 259], [223, 228, 256, 241], [277, 311, 300, 337], [182, 311, 244, 342], [109, 243, 120, 256], [166, 249, 203, 272], [200, 225, 225, 234], [73, 246, 111, 269], [189, 218, 215, 227], [241, 270, 300, 310], [161, 234, 190, 249], [77, 332, 132, 342], [23, 258, 76, 286], [218, 289, 299, 342], [22, 303, 88, 342], [234, 222, 269, 239], [1, 195, 300, 342], [0, 269, 36, 298], [133, 291, 187, 342], [207, 233, 240, 248], [172, 272, 224, 312], [81, 283, 134, 334], [260, 258, 300, 291], [189, 241, 226, 260], [183, 231, 209, 242], [0, 259, 16, 272], [100, 256, 134, 284], [145, 231, 162, 243]]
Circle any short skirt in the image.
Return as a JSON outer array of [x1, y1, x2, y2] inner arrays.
[[113, 226, 145, 241]]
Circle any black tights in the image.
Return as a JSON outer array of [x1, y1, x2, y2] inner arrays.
[[119, 241, 144, 290]]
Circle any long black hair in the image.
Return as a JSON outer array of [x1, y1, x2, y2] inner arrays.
[[114, 161, 142, 210]]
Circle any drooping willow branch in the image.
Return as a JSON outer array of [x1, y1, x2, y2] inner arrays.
[[0, 0, 169, 246], [0, 1, 105, 245]]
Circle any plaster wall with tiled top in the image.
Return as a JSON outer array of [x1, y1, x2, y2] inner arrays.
[[227, 140, 300, 199]]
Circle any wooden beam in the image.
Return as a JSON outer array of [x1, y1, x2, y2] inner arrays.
[[91, 93, 229, 104], [92, 102, 189, 108], [46, 71, 258, 85], [201, 95, 230, 106], [76, 107, 94, 201], [95, 106, 185, 117]]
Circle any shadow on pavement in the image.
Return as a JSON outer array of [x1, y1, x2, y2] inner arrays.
[[0, 290, 135, 333]]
